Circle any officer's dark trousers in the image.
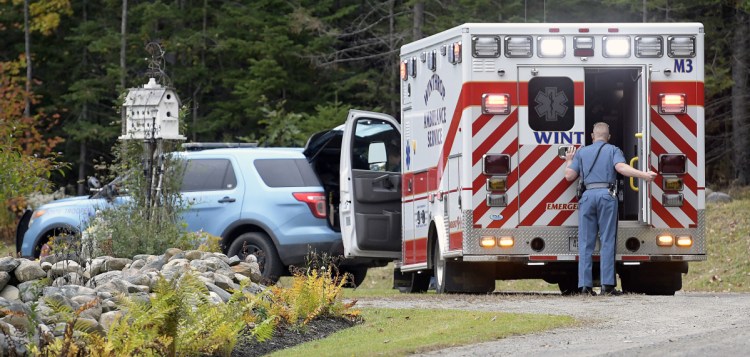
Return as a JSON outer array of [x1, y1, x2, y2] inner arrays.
[[577, 188, 618, 288]]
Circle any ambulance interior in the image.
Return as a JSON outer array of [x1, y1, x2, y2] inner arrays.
[[583, 67, 642, 221]]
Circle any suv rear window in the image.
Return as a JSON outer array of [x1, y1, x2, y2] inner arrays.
[[254, 159, 320, 187], [182, 159, 237, 191]]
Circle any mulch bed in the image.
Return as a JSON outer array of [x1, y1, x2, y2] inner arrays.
[[231, 317, 358, 356]]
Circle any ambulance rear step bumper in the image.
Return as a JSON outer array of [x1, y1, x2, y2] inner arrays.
[[462, 254, 707, 263]]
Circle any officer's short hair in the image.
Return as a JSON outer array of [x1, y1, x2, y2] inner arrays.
[[593, 122, 610, 137]]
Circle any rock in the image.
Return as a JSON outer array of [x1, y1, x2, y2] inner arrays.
[[214, 274, 238, 291], [95, 279, 137, 295], [231, 262, 255, 277], [0, 257, 20, 272], [210, 253, 231, 266], [227, 255, 242, 266], [14, 259, 47, 282], [103, 258, 132, 272], [0, 272, 10, 291], [86, 271, 123, 289], [49, 260, 83, 278], [78, 317, 103, 335], [73, 297, 102, 321], [205, 282, 231, 303], [161, 259, 190, 280], [0, 286, 20, 301], [18, 280, 46, 302], [208, 291, 223, 304], [142, 257, 166, 272], [185, 250, 205, 261], [99, 311, 124, 332], [123, 272, 151, 287], [41, 261, 53, 272], [244, 254, 258, 264], [190, 260, 210, 273], [243, 283, 265, 295], [234, 273, 250, 283], [129, 259, 146, 270], [0, 301, 32, 331], [206, 256, 231, 272], [53, 285, 96, 299], [52, 273, 86, 287], [707, 191, 732, 203], [164, 248, 182, 261]]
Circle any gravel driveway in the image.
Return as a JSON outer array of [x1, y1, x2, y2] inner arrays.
[[356, 292, 750, 356]]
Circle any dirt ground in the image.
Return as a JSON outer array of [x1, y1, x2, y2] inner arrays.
[[356, 291, 750, 356], [231, 317, 356, 357]]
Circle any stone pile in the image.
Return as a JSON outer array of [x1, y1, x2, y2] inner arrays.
[[0, 249, 264, 355]]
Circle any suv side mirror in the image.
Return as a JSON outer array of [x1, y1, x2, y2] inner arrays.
[[368, 142, 387, 171]]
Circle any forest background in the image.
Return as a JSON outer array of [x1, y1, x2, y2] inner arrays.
[[1, 0, 749, 238]]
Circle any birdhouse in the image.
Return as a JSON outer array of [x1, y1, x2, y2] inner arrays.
[[119, 78, 185, 140]]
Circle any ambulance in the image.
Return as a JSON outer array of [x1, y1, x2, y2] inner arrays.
[[307, 23, 705, 295]]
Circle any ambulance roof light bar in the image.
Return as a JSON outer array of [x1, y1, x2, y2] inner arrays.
[[635, 36, 663, 58], [472, 36, 501, 58], [668, 36, 696, 58], [538, 36, 565, 57], [574, 36, 594, 57], [505, 36, 533, 58], [603, 36, 630, 57]]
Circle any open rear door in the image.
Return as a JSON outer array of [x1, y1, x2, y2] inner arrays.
[[340, 110, 402, 259], [638, 65, 652, 225]]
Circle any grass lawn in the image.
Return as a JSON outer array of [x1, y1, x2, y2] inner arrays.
[[270, 308, 575, 357]]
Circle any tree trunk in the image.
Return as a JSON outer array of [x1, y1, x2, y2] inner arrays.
[[120, 0, 128, 135], [388, 0, 397, 116], [78, 0, 89, 196], [24, 0, 31, 117], [78, 140, 87, 195], [731, 9, 749, 184], [413, 2, 424, 41]]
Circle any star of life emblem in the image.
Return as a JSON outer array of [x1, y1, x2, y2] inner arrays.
[[534, 87, 569, 122]]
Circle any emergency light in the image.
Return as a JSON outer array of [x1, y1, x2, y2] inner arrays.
[[538, 36, 565, 57], [676, 235, 693, 247], [662, 193, 684, 207], [449, 42, 462, 64], [656, 235, 674, 247], [498, 236, 515, 248], [658, 93, 686, 114], [483, 154, 511, 175], [480, 236, 496, 248], [400, 61, 407, 81], [427, 50, 437, 72], [668, 36, 696, 57], [481, 93, 511, 115], [573, 36, 594, 57], [603, 36, 630, 57], [486, 193, 508, 207], [635, 36, 663, 57], [662, 177, 684, 191], [505, 36, 533, 58], [659, 154, 687, 174], [486, 176, 507, 192], [472, 35, 501, 58]]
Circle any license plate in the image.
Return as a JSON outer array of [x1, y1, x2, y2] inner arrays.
[[569, 237, 600, 252]]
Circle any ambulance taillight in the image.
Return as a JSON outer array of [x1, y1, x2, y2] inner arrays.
[[481, 94, 510, 115], [658, 154, 686, 174], [658, 94, 686, 114]]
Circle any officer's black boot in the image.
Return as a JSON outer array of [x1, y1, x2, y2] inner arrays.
[[601, 285, 623, 296]]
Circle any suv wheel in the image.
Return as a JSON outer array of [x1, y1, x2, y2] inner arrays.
[[228, 232, 284, 282]]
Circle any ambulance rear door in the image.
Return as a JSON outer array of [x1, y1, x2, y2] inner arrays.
[[339, 110, 403, 259], [517, 66, 585, 227]]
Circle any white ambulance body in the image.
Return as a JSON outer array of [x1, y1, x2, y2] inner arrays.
[[339, 23, 705, 294]]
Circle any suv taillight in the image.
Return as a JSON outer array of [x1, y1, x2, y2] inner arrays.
[[293, 192, 327, 219]]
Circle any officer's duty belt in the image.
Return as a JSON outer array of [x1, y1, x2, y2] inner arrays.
[[585, 183, 610, 190]]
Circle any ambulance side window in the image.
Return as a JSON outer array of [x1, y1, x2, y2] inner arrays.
[[352, 118, 400, 172], [528, 76, 575, 132]]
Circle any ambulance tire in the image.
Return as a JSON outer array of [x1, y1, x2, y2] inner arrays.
[[340, 266, 368, 287], [557, 274, 579, 296], [395, 271, 431, 294], [620, 271, 681, 296], [433, 242, 494, 294]]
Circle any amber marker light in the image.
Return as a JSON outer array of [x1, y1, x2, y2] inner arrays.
[[480, 236, 496, 248], [498, 236, 515, 248], [676, 236, 693, 247], [657, 235, 674, 247]]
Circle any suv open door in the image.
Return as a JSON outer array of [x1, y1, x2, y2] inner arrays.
[[340, 110, 402, 259]]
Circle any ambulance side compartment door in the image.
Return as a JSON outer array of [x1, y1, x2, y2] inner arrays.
[[340, 110, 402, 259]]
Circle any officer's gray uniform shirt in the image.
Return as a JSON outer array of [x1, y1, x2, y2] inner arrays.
[[569, 141, 626, 184]]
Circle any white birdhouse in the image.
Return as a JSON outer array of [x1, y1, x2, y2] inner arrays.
[[119, 78, 185, 140]]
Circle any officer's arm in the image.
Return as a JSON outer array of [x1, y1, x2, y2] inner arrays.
[[615, 163, 657, 182]]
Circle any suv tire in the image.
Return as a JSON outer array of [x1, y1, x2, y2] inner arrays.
[[228, 232, 284, 282]]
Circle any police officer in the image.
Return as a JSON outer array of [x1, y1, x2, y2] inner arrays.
[[564, 122, 657, 296]]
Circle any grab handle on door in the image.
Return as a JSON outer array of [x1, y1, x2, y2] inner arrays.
[[629, 157, 639, 192]]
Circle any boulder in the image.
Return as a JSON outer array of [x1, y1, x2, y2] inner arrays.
[[707, 191, 732, 203], [52, 273, 86, 287], [85, 270, 123, 289], [49, 260, 83, 278], [185, 250, 205, 261], [103, 257, 132, 272], [164, 248, 182, 261], [99, 311, 124, 333], [0, 286, 20, 301], [18, 280, 46, 302], [205, 282, 231, 302], [0, 257, 20, 272], [0, 271, 10, 291], [213, 274, 238, 291], [14, 259, 47, 282]]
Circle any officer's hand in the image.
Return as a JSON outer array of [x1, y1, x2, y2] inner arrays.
[[643, 170, 658, 182], [565, 146, 576, 161]]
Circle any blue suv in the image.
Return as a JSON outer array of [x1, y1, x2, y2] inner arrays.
[[16, 145, 371, 282]]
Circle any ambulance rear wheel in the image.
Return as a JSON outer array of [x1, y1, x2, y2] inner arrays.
[[433, 242, 449, 293], [557, 274, 579, 295], [432, 242, 495, 294]]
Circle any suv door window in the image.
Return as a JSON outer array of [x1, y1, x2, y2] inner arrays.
[[181, 159, 237, 192]]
